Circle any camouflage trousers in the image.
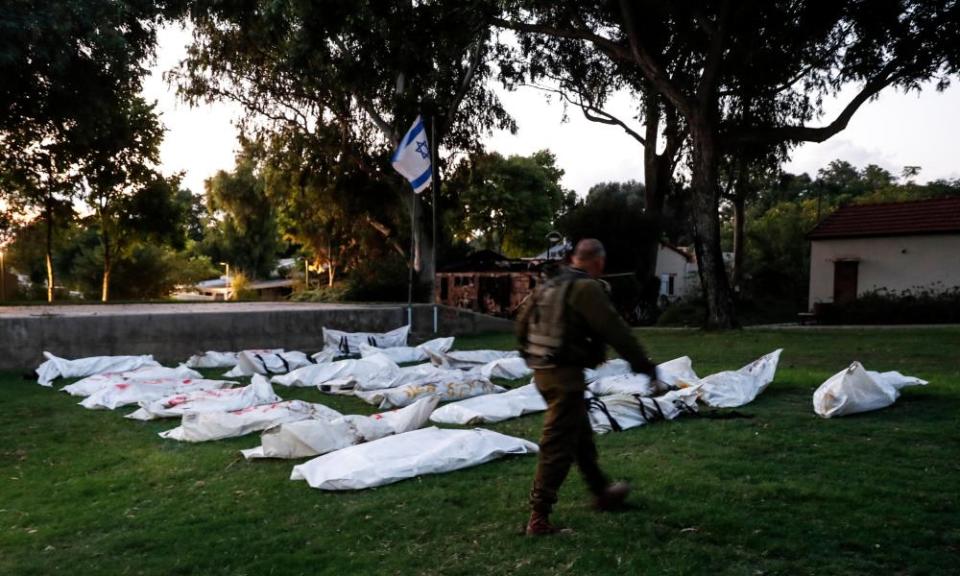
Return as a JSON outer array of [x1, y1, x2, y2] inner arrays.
[[529, 366, 609, 514]]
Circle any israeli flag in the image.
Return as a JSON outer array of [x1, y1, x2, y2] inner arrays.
[[391, 115, 432, 194]]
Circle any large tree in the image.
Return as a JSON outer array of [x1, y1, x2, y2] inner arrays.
[[202, 154, 280, 280], [496, 0, 960, 328], [257, 127, 403, 287], [0, 0, 184, 301], [501, 12, 688, 300], [175, 0, 514, 287], [446, 150, 570, 256], [81, 97, 166, 301], [559, 182, 661, 323]]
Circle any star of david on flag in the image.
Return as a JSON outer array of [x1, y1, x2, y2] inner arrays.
[[391, 115, 432, 194]]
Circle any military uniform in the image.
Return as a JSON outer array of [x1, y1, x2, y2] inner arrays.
[[517, 266, 655, 516]]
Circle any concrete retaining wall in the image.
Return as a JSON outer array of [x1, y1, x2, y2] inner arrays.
[[0, 302, 512, 373]]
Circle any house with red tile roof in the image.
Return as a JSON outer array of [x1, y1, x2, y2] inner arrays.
[[806, 197, 960, 310]]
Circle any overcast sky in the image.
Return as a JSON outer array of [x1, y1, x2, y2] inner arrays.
[[144, 24, 960, 196]]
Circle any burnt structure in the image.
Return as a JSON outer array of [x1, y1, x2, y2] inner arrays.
[[435, 250, 552, 318]]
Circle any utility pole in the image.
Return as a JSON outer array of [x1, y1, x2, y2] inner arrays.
[[430, 116, 439, 334]]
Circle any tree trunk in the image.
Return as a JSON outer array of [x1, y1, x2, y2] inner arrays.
[[688, 117, 738, 329], [44, 195, 54, 303], [100, 213, 111, 302], [732, 191, 746, 292], [101, 265, 111, 302], [641, 99, 663, 283], [326, 236, 335, 287], [101, 243, 111, 302], [639, 147, 670, 321], [638, 85, 671, 322]]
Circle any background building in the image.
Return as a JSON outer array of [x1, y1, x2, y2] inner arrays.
[[807, 197, 960, 310]]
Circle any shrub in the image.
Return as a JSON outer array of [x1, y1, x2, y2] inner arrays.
[[291, 283, 352, 303], [818, 287, 960, 325], [656, 300, 706, 327], [229, 272, 258, 301], [344, 253, 410, 302]]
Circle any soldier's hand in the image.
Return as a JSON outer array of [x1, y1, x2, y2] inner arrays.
[[634, 359, 658, 381]]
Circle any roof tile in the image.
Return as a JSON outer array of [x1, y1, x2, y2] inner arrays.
[[807, 197, 960, 240]]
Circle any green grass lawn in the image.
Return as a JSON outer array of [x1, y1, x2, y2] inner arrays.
[[1, 328, 958, 575]]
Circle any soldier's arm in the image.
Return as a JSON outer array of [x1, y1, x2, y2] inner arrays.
[[570, 280, 655, 375]]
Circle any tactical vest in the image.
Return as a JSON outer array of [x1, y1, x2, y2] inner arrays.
[[522, 270, 579, 368]]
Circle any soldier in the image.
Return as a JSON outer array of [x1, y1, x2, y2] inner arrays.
[[518, 238, 658, 536]]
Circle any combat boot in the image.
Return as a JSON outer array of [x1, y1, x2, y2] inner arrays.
[[525, 511, 561, 536], [594, 481, 631, 511]]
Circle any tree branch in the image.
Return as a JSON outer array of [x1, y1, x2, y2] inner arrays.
[[697, 0, 732, 105], [491, 17, 632, 62], [365, 216, 409, 262], [330, 35, 398, 142], [726, 74, 894, 145], [446, 39, 485, 130], [355, 97, 397, 143], [617, 0, 694, 117], [663, 109, 687, 173], [525, 82, 647, 145]]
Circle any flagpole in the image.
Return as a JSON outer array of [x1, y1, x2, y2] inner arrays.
[[408, 188, 415, 328], [430, 116, 438, 334], [391, 115, 430, 331]]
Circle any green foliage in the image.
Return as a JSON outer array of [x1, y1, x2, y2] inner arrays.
[[344, 252, 410, 302], [656, 300, 706, 327], [0, 0, 184, 300], [500, 0, 960, 328], [257, 129, 403, 283], [81, 96, 169, 301], [290, 253, 409, 303], [735, 161, 960, 316], [228, 271, 257, 301], [742, 198, 819, 306], [6, 200, 212, 301], [559, 182, 659, 274], [176, 0, 517, 290], [5, 213, 76, 287], [291, 283, 353, 303], [447, 150, 569, 257], [853, 179, 960, 205], [2, 328, 959, 575], [202, 153, 280, 280], [63, 237, 216, 301]]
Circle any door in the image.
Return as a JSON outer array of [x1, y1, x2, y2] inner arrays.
[[833, 260, 859, 304]]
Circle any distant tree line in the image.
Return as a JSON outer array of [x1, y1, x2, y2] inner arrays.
[[2, 1, 959, 328], [723, 160, 960, 319]]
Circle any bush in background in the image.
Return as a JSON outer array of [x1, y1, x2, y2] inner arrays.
[[229, 272, 258, 301], [656, 300, 707, 327], [291, 283, 351, 303], [818, 287, 960, 324], [291, 252, 409, 303]]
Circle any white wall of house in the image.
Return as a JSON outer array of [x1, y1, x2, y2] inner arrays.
[[655, 244, 699, 300], [808, 233, 960, 309]]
